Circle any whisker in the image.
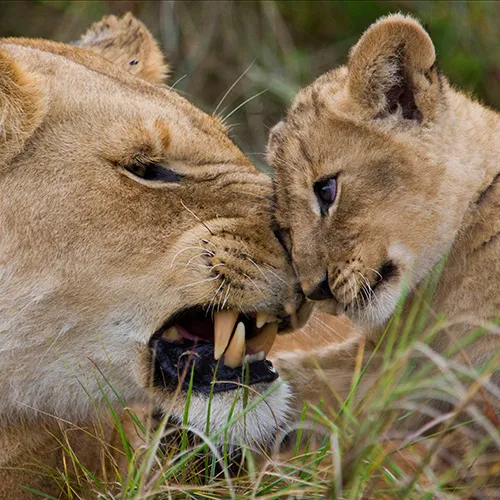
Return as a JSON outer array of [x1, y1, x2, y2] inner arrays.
[[213, 59, 255, 116], [310, 316, 347, 343], [262, 264, 287, 286], [242, 273, 263, 295], [222, 88, 268, 123], [180, 199, 214, 235], [185, 252, 210, 268], [367, 267, 383, 282], [174, 275, 220, 291], [245, 256, 270, 283], [221, 284, 231, 310], [169, 74, 187, 90], [170, 246, 214, 268]]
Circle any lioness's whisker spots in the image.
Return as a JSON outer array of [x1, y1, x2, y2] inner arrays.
[[185, 252, 211, 269], [246, 256, 271, 283], [242, 273, 264, 295], [2, 12, 305, 493]]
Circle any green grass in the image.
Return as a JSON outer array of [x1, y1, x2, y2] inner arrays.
[[4, 2, 499, 496], [20, 274, 500, 499], [1, 1, 498, 172]]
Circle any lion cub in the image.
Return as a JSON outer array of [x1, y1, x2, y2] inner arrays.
[[268, 14, 500, 488]]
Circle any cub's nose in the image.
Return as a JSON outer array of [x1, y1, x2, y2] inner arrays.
[[305, 276, 333, 301]]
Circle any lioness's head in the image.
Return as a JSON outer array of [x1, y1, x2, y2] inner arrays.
[[268, 15, 468, 327], [0, 15, 306, 446]]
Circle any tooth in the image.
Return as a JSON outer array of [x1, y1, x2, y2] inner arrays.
[[244, 351, 265, 364], [266, 314, 277, 324], [246, 322, 278, 357], [256, 312, 268, 329], [214, 310, 239, 360], [223, 322, 245, 368], [162, 326, 182, 342]]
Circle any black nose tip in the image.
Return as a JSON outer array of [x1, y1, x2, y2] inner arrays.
[[306, 277, 333, 301]]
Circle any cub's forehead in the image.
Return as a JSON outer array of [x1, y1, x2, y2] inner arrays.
[[0, 39, 249, 168], [270, 111, 401, 181]]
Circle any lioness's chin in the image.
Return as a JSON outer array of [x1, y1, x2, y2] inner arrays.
[[177, 380, 292, 447], [143, 305, 299, 448]]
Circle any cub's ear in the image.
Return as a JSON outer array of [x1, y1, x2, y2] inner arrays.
[[75, 13, 169, 84], [348, 14, 439, 122], [0, 50, 46, 167], [266, 120, 285, 160]]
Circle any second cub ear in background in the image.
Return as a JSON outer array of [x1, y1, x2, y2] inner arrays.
[[74, 12, 169, 85], [347, 14, 442, 123]]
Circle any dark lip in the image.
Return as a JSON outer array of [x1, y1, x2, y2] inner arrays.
[[371, 260, 399, 294], [343, 260, 400, 313], [149, 306, 283, 394], [151, 338, 279, 394]]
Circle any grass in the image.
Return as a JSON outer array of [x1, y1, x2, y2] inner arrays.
[[18, 270, 500, 499], [3, 2, 499, 497], [2, 1, 498, 172]]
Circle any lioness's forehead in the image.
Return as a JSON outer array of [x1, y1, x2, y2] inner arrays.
[[0, 38, 250, 168]]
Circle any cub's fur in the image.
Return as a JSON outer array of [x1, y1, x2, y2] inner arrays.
[[0, 15, 303, 498], [269, 14, 500, 490]]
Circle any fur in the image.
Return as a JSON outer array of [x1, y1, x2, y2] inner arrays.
[[268, 14, 500, 491], [0, 14, 301, 497]]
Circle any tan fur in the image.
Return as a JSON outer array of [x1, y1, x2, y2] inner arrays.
[[268, 14, 500, 492], [0, 15, 303, 498], [75, 13, 169, 84]]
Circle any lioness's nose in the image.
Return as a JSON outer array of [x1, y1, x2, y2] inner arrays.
[[305, 276, 333, 301]]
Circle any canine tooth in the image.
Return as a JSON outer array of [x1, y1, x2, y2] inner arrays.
[[246, 322, 278, 357], [266, 314, 277, 324], [255, 312, 268, 329], [243, 351, 265, 364], [214, 310, 239, 360], [223, 322, 245, 368], [162, 326, 182, 342]]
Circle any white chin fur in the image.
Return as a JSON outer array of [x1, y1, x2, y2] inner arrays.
[[350, 280, 402, 328], [180, 380, 292, 448]]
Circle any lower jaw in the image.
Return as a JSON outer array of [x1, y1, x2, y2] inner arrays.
[[151, 338, 279, 394]]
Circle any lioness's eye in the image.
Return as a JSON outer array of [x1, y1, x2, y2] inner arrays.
[[314, 176, 337, 214], [125, 162, 182, 182]]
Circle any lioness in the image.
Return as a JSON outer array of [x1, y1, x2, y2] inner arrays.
[[269, 14, 500, 489], [0, 14, 307, 497]]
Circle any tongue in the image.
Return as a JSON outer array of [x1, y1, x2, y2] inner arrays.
[[152, 340, 279, 393], [176, 317, 214, 342]]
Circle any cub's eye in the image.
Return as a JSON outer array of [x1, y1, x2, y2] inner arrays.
[[314, 176, 338, 214], [124, 162, 182, 182]]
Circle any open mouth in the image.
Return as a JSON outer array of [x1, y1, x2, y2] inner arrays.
[[150, 308, 281, 394]]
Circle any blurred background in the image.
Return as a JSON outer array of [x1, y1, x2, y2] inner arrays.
[[2, 0, 499, 172], [2, 1, 498, 349]]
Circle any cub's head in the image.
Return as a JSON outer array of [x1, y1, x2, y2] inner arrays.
[[268, 15, 463, 327], [0, 15, 307, 446]]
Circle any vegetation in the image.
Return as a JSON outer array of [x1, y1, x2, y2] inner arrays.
[[2, 1, 499, 170], [3, 1, 499, 497], [20, 274, 500, 498]]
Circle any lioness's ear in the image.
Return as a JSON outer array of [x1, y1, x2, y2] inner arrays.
[[0, 50, 46, 168], [75, 13, 169, 84], [348, 14, 439, 122]]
